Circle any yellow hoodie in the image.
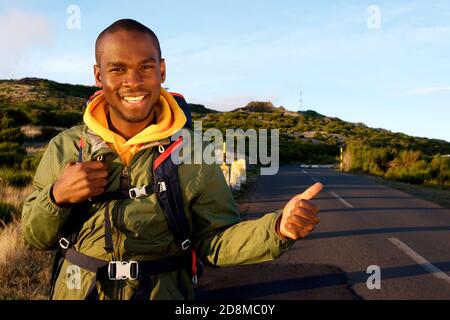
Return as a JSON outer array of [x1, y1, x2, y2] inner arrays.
[[83, 88, 187, 166]]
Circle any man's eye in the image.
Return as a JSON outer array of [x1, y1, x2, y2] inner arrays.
[[142, 65, 154, 70], [110, 68, 125, 72]]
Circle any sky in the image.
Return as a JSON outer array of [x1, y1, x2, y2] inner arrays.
[[1, 0, 449, 142]]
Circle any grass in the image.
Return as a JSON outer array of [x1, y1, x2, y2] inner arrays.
[[0, 219, 53, 299], [0, 183, 33, 215], [353, 171, 450, 210], [0, 183, 53, 299]]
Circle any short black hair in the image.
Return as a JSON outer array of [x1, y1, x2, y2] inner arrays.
[[95, 19, 161, 65]]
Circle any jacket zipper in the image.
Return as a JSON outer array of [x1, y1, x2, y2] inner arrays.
[[98, 146, 156, 299], [115, 165, 130, 299]]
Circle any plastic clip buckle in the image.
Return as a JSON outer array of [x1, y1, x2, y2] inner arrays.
[[108, 261, 139, 280], [129, 186, 147, 199]]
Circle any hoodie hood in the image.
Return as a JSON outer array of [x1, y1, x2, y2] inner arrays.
[[83, 87, 187, 165]]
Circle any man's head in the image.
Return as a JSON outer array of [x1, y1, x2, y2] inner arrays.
[[94, 19, 166, 125]]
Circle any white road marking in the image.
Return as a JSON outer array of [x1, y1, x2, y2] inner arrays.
[[312, 177, 320, 182], [388, 237, 450, 285], [330, 191, 354, 208], [302, 170, 308, 174]]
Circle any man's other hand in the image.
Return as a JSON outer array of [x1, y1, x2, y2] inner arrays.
[[278, 182, 323, 240], [51, 161, 109, 207]]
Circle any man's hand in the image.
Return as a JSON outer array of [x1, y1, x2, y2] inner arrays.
[[51, 161, 109, 207], [278, 182, 323, 240]]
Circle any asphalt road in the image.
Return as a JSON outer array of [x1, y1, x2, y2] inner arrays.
[[196, 166, 450, 300]]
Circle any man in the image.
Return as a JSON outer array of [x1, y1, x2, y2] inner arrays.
[[21, 19, 323, 300]]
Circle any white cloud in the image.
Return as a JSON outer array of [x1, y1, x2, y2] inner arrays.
[[394, 86, 450, 97], [0, 9, 51, 76]]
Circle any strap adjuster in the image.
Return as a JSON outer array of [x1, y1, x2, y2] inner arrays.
[[59, 237, 70, 250], [181, 239, 191, 251], [108, 261, 139, 280], [158, 181, 167, 192], [129, 186, 148, 199]]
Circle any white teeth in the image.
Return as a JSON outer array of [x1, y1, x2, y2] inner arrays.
[[123, 96, 145, 103]]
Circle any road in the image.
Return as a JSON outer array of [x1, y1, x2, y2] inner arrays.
[[196, 166, 450, 300]]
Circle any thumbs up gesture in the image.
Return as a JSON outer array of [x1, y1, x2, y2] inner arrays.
[[278, 182, 323, 240]]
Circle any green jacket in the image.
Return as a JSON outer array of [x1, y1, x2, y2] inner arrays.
[[21, 125, 294, 300]]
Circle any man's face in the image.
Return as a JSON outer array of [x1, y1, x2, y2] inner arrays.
[[94, 30, 165, 124]]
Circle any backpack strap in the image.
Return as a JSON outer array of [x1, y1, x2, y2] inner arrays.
[[153, 136, 190, 250], [153, 136, 201, 285]]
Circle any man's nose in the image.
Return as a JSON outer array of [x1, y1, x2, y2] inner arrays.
[[123, 69, 143, 88]]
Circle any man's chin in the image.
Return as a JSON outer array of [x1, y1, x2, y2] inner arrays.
[[111, 106, 152, 123], [119, 111, 153, 123]]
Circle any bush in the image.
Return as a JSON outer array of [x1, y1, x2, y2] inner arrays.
[[0, 150, 26, 167], [39, 127, 62, 140], [0, 169, 32, 187], [0, 201, 17, 224], [0, 128, 26, 144], [29, 109, 50, 126], [47, 110, 82, 128], [385, 163, 430, 184], [0, 108, 30, 128], [0, 142, 21, 152], [21, 151, 44, 172]]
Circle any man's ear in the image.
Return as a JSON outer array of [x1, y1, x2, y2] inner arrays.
[[93, 65, 103, 88], [160, 59, 166, 83]]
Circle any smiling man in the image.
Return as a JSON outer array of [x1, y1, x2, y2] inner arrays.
[[21, 19, 323, 300]]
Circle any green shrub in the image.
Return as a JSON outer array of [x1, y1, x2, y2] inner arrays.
[[0, 201, 16, 224], [0, 108, 30, 128], [21, 151, 44, 172], [0, 128, 26, 144], [48, 110, 82, 128], [39, 127, 62, 140], [0, 150, 26, 167], [0, 142, 21, 152], [0, 168, 32, 187]]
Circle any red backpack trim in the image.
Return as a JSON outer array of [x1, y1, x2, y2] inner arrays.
[[153, 136, 183, 170]]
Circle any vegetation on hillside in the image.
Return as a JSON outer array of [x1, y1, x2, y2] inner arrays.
[[343, 140, 450, 188], [1, 77, 450, 190], [0, 77, 449, 299]]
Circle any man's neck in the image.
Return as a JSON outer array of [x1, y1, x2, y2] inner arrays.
[[106, 108, 157, 140]]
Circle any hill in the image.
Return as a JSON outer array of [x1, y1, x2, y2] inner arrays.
[[1, 78, 450, 180]]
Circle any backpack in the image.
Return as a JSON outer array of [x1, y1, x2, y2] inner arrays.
[[50, 91, 200, 299]]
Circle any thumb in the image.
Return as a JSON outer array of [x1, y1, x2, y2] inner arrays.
[[296, 182, 323, 200], [65, 161, 76, 167]]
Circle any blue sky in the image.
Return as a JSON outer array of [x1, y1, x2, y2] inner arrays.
[[1, 0, 450, 142]]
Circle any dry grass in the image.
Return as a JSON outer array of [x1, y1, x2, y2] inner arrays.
[[0, 183, 53, 299], [0, 184, 34, 216], [0, 219, 53, 299]]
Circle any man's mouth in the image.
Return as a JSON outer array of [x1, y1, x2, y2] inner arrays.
[[122, 95, 145, 103], [119, 94, 149, 107]]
